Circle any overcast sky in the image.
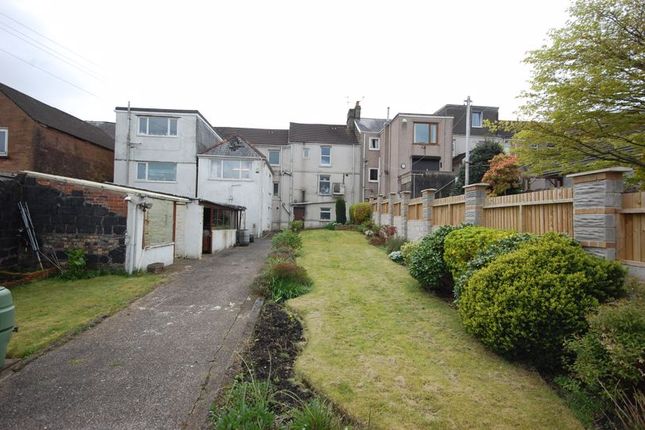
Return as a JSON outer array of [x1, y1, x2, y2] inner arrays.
[[0, 0, 570, 128]]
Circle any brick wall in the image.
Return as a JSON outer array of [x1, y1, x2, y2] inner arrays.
[[0, 176, 21, 267], [0, 91, 114, 182]]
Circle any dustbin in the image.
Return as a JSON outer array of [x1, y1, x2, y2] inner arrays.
[[0, 287, 16, 368]]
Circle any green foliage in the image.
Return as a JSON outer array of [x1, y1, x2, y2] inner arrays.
[[349, 202, 372, 225], [272, 230, 303, 251], [385, 236, 407, 254], [289, 398, 342, 430], [514, 0, 645, 179], [453, 141, 504, 194], [481, 153, 523, 196], [400, 241, 420, 266], [458, 233, 626, 370], [263, 262, 312, 303], [443, 227, 512, 282], [335, 198, 347, 224], [323, 222, 337, 230], [454, 233, 535, 301], [408, 225, 463, 292], [566, 298, 645, 405], [212, 378, 275, 430], [61, 248, 88, 280], [289, 220, 304, 233], [554, 376, 606, 429]]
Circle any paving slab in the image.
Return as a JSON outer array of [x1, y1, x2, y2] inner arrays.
[[0, 239, 271, 430]]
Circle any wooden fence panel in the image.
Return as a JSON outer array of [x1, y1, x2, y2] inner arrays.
[[381, 202, 388, 214], [432, 195, 465, 226], [619, 192, 645, 263], [408, 203, 422, 220], [393, 202, 401, 216]]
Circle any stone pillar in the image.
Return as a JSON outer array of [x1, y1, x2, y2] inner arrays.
[[568, 167, 631, 260], [388, 192, 395, 225], [421, 188, 436, 236], [463, 183, 488, 226], [400, 191, 411, 239], [376, 194, 383, 226]]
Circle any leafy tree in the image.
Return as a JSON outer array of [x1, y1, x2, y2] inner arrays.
[[453, 140, 504, 194], [335, 198, 347, 224], [482, 154, 523, 196], [512, 0, 645, 180]]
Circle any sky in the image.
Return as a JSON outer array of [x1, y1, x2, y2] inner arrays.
[[0, 0, 571, 128]]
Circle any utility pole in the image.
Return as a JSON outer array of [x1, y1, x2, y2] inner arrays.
[[464, 96, 472, 186]]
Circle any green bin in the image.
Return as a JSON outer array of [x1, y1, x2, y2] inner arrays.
[[0, 287, 15, 368]]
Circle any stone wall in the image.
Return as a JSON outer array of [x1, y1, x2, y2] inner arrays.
[[407, 220, 426, 241]]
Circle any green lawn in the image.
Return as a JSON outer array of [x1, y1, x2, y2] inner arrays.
[[289, 230, 582, 430], [7, 274, 162, 358]]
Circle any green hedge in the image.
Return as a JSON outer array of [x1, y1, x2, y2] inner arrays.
[[408, 225, 463, 293], [272, 230, 302, 250], [458, 233, 626, 370], [443, 227, 512, 281], [350, 202, 372, 225]]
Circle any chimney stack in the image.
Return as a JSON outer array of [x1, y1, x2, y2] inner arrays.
[[347, 100, 361, 130]]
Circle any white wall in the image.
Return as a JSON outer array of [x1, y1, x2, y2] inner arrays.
[[197, 157, 273, 237], [174, 200, 203, 259], [212, 229, 237, 252], [140, 244, 175, 268]]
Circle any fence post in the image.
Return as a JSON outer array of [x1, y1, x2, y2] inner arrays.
[[388, 192, 395, 225], [400, 191, 410, 239], [463, 183, 488, 226], [568, 167, 631, 260], [376, 194, 383, 225], [421, 188, 436, 236]]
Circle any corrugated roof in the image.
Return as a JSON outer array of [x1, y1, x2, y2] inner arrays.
[[0, 82, 114, 151], [214, 126, 289, 146], [289, 122, 357, 145], [355, 118, 387, 133]]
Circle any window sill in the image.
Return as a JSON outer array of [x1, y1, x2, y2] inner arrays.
[[137, 133, 178, 138], [412, 142, 439, 146], [319, 164, 332, 168], [135, 179, 178, 183], [208, 177, 253, 182], [368, 180, 379, 183], [368, 148, 380, 151]]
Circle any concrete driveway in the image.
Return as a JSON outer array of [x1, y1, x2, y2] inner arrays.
[[0, 239, 271, 430]]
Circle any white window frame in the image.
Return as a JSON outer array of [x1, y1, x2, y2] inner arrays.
[[368, 168, 379, 183], [210, 158, 253, 180], [471, 111, 483, 128], [138, 116, 178, 137], [0, 128, 7, 156], [369, 137, 380, 151], [319, 174, 331, 195], [320, 146, 332, 166], [136, 161, 177, 182], [302, 147, 310, 159], [320, 207, 331, 221], [268, 149, 280, 166]]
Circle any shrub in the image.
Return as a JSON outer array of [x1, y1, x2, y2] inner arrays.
[[261, 261, 313, 303], [482, 153, 523, 196], [323, 222, 337, 230], [269, 246, 297, 264], [566, 299, 645, 405], [408, 225, 463, 293], [269, 262, 312, 286], [61, 248, 88, 280], [385, 236, 406, 253], [400, 241, 420, 266], [443, 227, 512, 281], [212, 378, 275, 430], [453, 233, 535, 301], [289, 220, 304, 233], [350, 202, 372, 225], [388, 251, 404, 264], [272, 230, 302, 250], [458, 233, 627, 370], [335, 198, 347, 224], [379, 225, 397, 240], [369, 235, 386, 246], [289, 398, 342, 430]]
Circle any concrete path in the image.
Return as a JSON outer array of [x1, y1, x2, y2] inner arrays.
[[0, 239, 271, 430]]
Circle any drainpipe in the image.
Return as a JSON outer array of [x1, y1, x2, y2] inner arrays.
[[125, 102, 131, 184]]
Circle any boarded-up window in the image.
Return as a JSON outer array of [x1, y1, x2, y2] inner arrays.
[[144, 199, 174, 247]]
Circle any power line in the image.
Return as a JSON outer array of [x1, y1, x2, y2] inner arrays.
[[0, 47, 99, 98], [0, 23, 102, 80], [0, 11, 99, 68]]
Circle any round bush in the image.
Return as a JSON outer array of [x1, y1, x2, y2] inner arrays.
[[350, 202, 372, 225], [458, 233, 626, 370], [400, 241, 420, 266], [408, 225, 463, 292], [453, 233, 535, 301], [443, 226, 512, 281], [272, 230, 302, 250]]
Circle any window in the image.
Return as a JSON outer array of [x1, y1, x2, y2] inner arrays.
[[211, 159, 252, 179], [471, 111, 483, 128], [369, 137, 380, 150], [413, 123, 438, 144], [319, 174, 331, 195], [320, 146, 331, 166], [136, 162, 177, 181], [303, 148, 310, 159], [368, 168, 379, 182], [0, 128, 7, 156], [273, 182, 279, 196], [138, 116, 178, 136], [320, 207, 331, 221], [268, 149, 280, 166]]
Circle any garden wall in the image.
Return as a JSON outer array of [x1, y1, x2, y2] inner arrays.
[[0, 176, 21, 268]]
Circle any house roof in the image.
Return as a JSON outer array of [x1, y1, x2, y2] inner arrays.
[[355, 118, 387, 133], [214, 126, 289, 146], [114, 106, 215, 129], [433, 104, 499, 114], [289, 122, 357, 145], [199, 135, 263, 158], [0, 82, 114, 151], [86, 121, 116, 140]]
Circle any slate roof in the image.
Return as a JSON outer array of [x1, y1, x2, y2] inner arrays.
[[199, 135, 264, 158], [289, 122, 357, 145], [0, 82, 114, 150], [214, 126, 289, 146], [355, 118, 387, 133], [86, 121, 116, 140]]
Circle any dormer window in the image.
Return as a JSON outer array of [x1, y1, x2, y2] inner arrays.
[[138, 116, 178, 136]]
